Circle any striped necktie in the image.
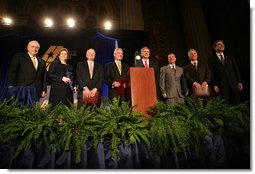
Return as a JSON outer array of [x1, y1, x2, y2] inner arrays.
[[31, 56, 37, 70], [117, 61, 122, 75]]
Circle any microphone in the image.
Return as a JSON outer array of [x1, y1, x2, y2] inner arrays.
[[135, 51, 141, 61], [134, 51, 142, 67]]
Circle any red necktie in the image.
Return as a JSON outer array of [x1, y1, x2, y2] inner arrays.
[[144, 60, 148, 68]]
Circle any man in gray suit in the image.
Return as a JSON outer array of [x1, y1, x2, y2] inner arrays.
[[160, 53, 188, 106]]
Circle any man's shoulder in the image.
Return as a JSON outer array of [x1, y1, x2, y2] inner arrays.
[[77, 61, 86, 65], [208, 54, 218, 60], [160, 65, 168, 70], [183, 63, 192, 70], [14, 52, 27, 58], [122, 62, 130, 68], [105, 62, 115, 67], [95, 62, 103, 69], [176, 66, 183, 70]]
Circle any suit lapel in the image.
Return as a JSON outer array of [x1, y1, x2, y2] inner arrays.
[[36, 58, 41, 72], [114, 62, 122, 75], [26, 54, 37, 72], [84, 61, 90, 78]]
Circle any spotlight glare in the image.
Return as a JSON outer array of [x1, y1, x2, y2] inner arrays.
[[44, 18, 53, 27], [66, 18, 75, 28], [104, 21, 112, 30], [3, 17, 12, 25]]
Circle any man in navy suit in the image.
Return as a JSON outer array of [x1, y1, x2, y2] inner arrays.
[[105, 48, 130, 103], [8, 40, 47, 99], [208, 40, 243, 105], [76, 48, 104, 108], [183, 49, 211, 96], [134, 47, 160, 100]]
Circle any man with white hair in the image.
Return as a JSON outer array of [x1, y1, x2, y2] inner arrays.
[[8, 40, 47, 99]]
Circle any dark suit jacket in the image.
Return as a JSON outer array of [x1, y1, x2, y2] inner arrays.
[[48, 60, 74, 106], [8, 52, 47, 97], [105, 61, 129, 101], [208, 53, 242, 90], [76, 61, 104, 99], [135, 59, 160, 99], [183, 62, 211, 94]]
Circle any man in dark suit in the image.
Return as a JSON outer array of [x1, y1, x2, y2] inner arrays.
[[183, 48, 211, 97], [134, 47, 160, 100], [8, 40, 47, 99], [105, 48, 130, 103], [76, 48, 104, 108], [208, 40, 243, 105]]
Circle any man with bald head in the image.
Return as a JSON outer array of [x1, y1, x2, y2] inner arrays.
[[76, 48, 104, 108], [8, 40, 47, 99]]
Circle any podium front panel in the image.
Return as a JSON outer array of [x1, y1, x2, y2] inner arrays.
[[130, 67, 157, 119]]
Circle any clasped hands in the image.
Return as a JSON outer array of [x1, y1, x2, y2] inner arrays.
[[112, 81, 126, 88], [83, 86, 97, 98], [193, 81, 208, 89]]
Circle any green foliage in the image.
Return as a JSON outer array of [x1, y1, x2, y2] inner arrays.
[[213, 102, 250, 136], [95, 97, 150, 160], [52, 103, 98, 164], [0, 96, 249, 164], [1, 102, 59, 158], [148, 101, 190, 155], [174, 97, 224, 151], [0, 99, 22, 144]]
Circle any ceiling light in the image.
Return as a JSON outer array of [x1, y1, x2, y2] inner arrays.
[[104, 21, 112, 30], [44, 18, 53, 27], [66, 18, 75, 28], [2, 17, 13, 25]]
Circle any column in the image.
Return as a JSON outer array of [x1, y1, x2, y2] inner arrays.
[[119, 0, 144, 30], [179, 0, 212, 62]]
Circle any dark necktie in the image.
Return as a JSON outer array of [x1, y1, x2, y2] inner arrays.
[[220, 54, 224, 65], [193, 62, 197, 70], [171, 65, 176, 73]]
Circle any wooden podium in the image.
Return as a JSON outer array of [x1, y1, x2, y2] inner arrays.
[[130, 67, 157, 119]]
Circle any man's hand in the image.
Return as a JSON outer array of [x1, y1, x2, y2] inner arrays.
[[83, 86, 91, 98], [201, 81, 208, 88], [112, 81, 121, 87], [90, 88, 98, 97], [73, 86, 77, 93], [238, 83, 243, 91], [193, 82, 201, 89], [40, 91, 46, 98], [213, 85, 219, 93]]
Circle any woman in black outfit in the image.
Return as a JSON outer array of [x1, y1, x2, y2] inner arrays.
[[48, 48, 76, 106]]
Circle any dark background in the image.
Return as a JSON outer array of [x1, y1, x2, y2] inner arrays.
[[0, 0, 250, 101]]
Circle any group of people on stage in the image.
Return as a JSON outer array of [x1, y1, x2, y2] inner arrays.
[[7, 39, 243, 108], [160, 40, 243, 106]]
